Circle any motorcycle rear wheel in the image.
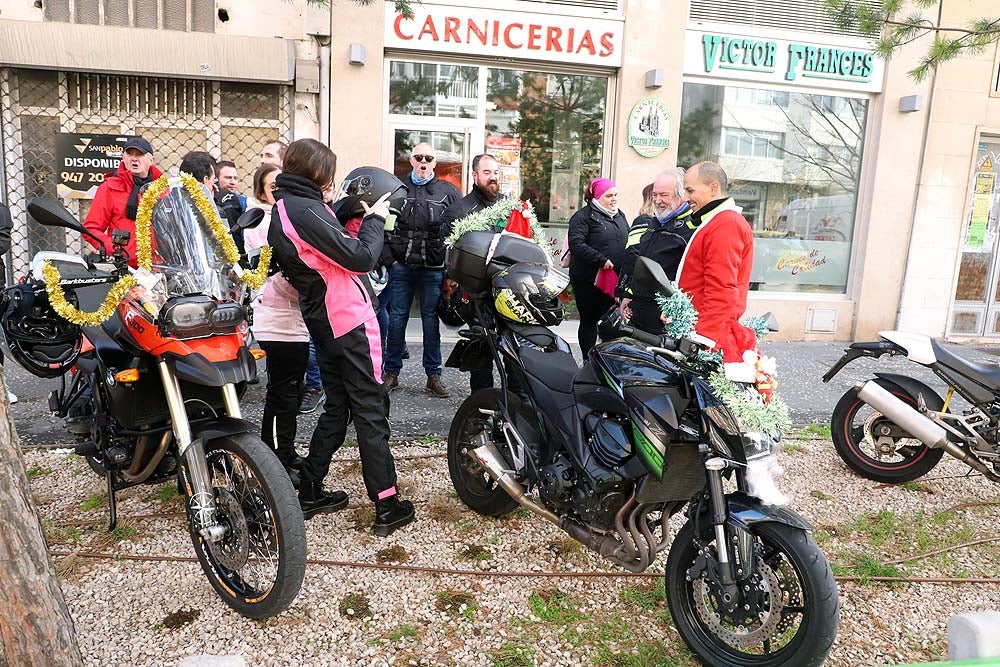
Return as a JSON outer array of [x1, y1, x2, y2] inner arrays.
[[666, 520, 839, 667], [831, 379, 944, 483], [447, 388, 519, 517], [182, 432, 306, 619]]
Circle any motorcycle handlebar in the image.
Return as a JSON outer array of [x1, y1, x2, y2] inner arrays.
[[620, 322, 679, 352]]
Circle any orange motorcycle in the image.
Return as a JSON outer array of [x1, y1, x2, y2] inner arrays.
[[1, 183, 305, 618]]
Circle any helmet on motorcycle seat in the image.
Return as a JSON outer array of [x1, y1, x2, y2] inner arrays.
[[0, 283, 82, 378], [332, 167, 407, 222], [492, 262, 568, 327]]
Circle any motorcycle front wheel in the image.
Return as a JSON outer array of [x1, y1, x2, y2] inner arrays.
[[181, 433, 306, 618], [666, 520, 839, 667], [447, 388, 519, 517], [831, 379, 944, 483]]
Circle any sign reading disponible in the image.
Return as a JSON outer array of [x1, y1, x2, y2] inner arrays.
[[386, 6, 624, 68], [683, 29, 885, 93], [56, 133, 131, 199]]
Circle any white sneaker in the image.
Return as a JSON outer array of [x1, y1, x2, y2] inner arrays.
[[7, 391, 17, 404]]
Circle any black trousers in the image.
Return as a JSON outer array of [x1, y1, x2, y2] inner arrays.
[[302, 319, 399, 502], [574, 280, 614, 358], [258, 340, 309, 467]]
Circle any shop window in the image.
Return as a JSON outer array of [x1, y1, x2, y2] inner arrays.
[[389, 62, 479, 118], [722, 127, 784, 159], [680, 82, 868, 294], [486, 69, 608, 224]]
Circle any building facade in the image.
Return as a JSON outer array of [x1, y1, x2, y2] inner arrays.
[[0, 0, 328, 279], [3, 0, 1000, 343]]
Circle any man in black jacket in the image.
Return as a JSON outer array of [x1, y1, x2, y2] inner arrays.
[[617, 167, 694, 335], [440, 154, 506, 393], [383, 143, 461, 398]]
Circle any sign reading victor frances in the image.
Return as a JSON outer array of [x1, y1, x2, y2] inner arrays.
[[683, 29, 885, 93], [627, 97, 670, 158], [56, 133, 131, 199], [386, 6, 624, 68]]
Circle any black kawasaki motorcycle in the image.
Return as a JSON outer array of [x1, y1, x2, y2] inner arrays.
[[444, 231, 839, 666], [824, 330, 1000, 484]]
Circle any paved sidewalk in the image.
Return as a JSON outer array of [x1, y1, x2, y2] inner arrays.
[[8, 322, 1000, 444]]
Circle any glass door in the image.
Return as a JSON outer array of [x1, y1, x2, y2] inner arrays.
[[390, 126, 473, 192], [951, 138, 1000, 336]]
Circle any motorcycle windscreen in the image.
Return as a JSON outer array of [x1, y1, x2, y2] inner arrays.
[[148, 185, 240, 304]]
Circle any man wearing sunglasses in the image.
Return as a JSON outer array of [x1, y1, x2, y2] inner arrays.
[[384, 143, 462, 398]]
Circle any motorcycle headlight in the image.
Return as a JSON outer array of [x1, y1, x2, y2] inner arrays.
[[742, 430, 781, 461], [159, 297, 245, 338]]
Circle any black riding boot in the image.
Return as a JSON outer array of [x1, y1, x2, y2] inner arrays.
[[373, 496, 415, 536], [299, 480, 348, 520]]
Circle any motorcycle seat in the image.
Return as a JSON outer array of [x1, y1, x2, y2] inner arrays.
[[518, 346, 579, 395], [931, 339, 1000, 389]]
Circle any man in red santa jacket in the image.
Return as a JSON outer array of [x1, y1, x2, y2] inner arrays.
[[675, 162, 756, 364]]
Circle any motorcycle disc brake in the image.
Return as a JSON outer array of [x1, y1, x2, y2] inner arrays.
[[207, 488, 249, 570], [693, 556, 784, 649]]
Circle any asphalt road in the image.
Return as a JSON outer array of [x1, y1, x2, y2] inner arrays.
[[7, 324, 1000, 447]]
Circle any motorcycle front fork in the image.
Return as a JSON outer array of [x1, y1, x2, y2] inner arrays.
[[703, 457, 755, 605], [158, 361, 242, 543]]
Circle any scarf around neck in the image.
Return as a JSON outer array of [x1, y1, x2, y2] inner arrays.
[[410, 170, 434, 186], [590, 198, 618, 219], [125, 171, 154, 221]]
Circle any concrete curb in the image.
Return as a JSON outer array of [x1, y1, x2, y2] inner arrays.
[[949, 612, 1000, 661]]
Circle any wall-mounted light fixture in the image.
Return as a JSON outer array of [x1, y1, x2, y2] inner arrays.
[[644, 69, 664, 89], [899, 94, 923, 113], [349, 43, 367, 66]]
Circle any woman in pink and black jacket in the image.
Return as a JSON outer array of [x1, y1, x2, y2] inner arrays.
[[268, 139, 414, 536]]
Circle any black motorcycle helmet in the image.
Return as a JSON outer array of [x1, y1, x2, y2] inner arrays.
[[332, 167, 407, 221], [0, 283, 82, 378], [492, 262, 568, 327], [437, 290, 467, 328]]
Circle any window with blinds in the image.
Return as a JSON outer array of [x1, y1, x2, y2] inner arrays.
[[43, 0, 216, 32], [689, 0, 881, 39]]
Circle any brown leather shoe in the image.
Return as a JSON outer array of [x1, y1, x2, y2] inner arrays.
[[425, 373, 449, 398], [383, 372, 400, 392]]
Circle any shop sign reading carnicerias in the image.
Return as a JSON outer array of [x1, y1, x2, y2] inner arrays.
[[387, 6, 624, 68]]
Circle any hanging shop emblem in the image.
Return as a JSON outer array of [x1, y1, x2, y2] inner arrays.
[[627, 98, 671, 158], [56, 133, 132, 200]]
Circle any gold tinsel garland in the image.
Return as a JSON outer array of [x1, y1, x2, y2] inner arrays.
[[41, 262, 137, 327], [42, 172, 273, 326]]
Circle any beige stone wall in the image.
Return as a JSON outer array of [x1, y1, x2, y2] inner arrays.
[[611, 0, 688, 217], [893, 0, 1000, 341], [328, 0, 384, 175]]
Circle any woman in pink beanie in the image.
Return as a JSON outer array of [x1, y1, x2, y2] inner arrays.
[[566, 177, 629, 356]]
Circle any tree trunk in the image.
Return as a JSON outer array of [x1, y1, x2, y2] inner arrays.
[[0, 365, 83, 666]]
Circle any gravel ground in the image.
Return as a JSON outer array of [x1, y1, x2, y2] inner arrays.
[[18, 434, 1000, 667]]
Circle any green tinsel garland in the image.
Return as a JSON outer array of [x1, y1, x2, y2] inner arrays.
[[707, 368, 791, 436], [443, 198, 547, 249], [655, 289, 699, 339], [743, 314, 772, 342]]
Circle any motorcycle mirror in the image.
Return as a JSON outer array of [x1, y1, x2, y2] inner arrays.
[[633, 257, 675, 297], [759, 311, 780, 333], [234, 207, 265, 232], [27, 197, 85, 233], [27, 197, 108, 255]]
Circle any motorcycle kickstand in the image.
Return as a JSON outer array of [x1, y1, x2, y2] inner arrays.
[[105, 467, 118, 532]]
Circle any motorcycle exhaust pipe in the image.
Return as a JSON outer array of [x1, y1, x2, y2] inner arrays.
[[471, 443, 620, 557], [855, 381, 949, 449]]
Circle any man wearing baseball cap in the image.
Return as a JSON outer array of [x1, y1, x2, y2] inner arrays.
[[83, 136, 162, 268]]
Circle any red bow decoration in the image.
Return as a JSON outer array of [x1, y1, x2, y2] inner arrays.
[[505, 200, 533, 239]]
